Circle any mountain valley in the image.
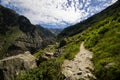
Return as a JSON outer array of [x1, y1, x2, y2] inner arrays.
[[0, 1, 120, 80]]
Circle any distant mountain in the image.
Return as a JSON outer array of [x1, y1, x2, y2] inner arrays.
[[0, 5, 55, 59], [48, 28, 63, 35]]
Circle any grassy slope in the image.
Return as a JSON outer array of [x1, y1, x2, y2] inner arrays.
[[58, 1, 120, 38], [18, 34, 81, 80], [58, 1, 120, 80], [0, 27, 23, 58], [18, 1, 120, 80], [78, 2, 120, 80]]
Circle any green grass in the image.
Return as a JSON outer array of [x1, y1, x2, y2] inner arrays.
[[34, 44, 57, 58], [0, 27, 23, 59], [18, 32, 82, 80], [81, 16, 120, 80], [17, 59, 65, 80], [61, 37, 81, 60], [57, 2, 120, 79]]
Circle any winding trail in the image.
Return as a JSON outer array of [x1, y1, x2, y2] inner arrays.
[[62, 42, 96, 80]]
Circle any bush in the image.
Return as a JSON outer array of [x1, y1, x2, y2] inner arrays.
[[17, 59, 65, 80], [59, 39, 67, 48]]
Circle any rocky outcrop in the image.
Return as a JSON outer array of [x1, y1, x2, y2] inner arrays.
[[0, 5, 55, 59], [36, 52, 54, 66], [62, 42, 96, 80], [0, 51, 37, 80]]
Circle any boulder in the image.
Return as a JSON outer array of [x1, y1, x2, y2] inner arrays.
[[0, 51, 37, 80], [45, 52, 54, 57], [105, 62, 115, 69], [36, 52, 54, 66]]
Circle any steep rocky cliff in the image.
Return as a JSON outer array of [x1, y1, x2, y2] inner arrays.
[[0, 5, 55, 59]]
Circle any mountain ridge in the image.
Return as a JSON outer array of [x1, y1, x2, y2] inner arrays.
[[58, 1, 120, 38], [0, 5, 55, 59]]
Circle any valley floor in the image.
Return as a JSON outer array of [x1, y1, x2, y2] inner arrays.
[[62, 42, 96, 80]]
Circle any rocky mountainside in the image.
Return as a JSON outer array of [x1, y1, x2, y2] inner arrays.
[[48, 28, 63, 35], [0, 5, 55, 59]]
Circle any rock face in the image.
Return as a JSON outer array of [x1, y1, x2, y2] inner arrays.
[[0, 5, 55, 59], [62, 42, 96, 80], [0, 51, 37, 80]]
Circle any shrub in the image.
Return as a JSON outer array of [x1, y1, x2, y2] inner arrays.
[[59, 39, 67, 48], [17, 59, 65, 80]]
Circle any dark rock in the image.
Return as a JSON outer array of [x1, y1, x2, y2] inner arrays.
[[77, 71, 82, 75], [85, 67, 94, 72], [36, 52, 54, 66], [53, 49, 62, 57], [36, 55, 48, 66], [45, 52, 54, 57], [59, 39, 67, 48]]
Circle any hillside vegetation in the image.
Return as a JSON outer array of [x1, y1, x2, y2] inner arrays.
[[59, 1, 120, 80], [58, 1, 120, 38], [8, 1, 120, 80], [18, 34, 81, 80]]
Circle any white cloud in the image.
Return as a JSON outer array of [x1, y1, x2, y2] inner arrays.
[[111, 0, 117, 3], [0, 0, 117, 28]]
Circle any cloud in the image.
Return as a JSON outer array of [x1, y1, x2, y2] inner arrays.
[[0, 0, 117, 28]]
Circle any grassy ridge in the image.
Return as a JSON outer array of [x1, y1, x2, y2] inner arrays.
[[81, 12, 120, 80], [58, 1, 120, 79], [58, 1, 120, 38]]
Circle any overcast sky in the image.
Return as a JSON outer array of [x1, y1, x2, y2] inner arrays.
[[0, 0, 117, 28]]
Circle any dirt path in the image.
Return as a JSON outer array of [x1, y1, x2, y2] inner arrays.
[[62, 42, 96, 80]]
